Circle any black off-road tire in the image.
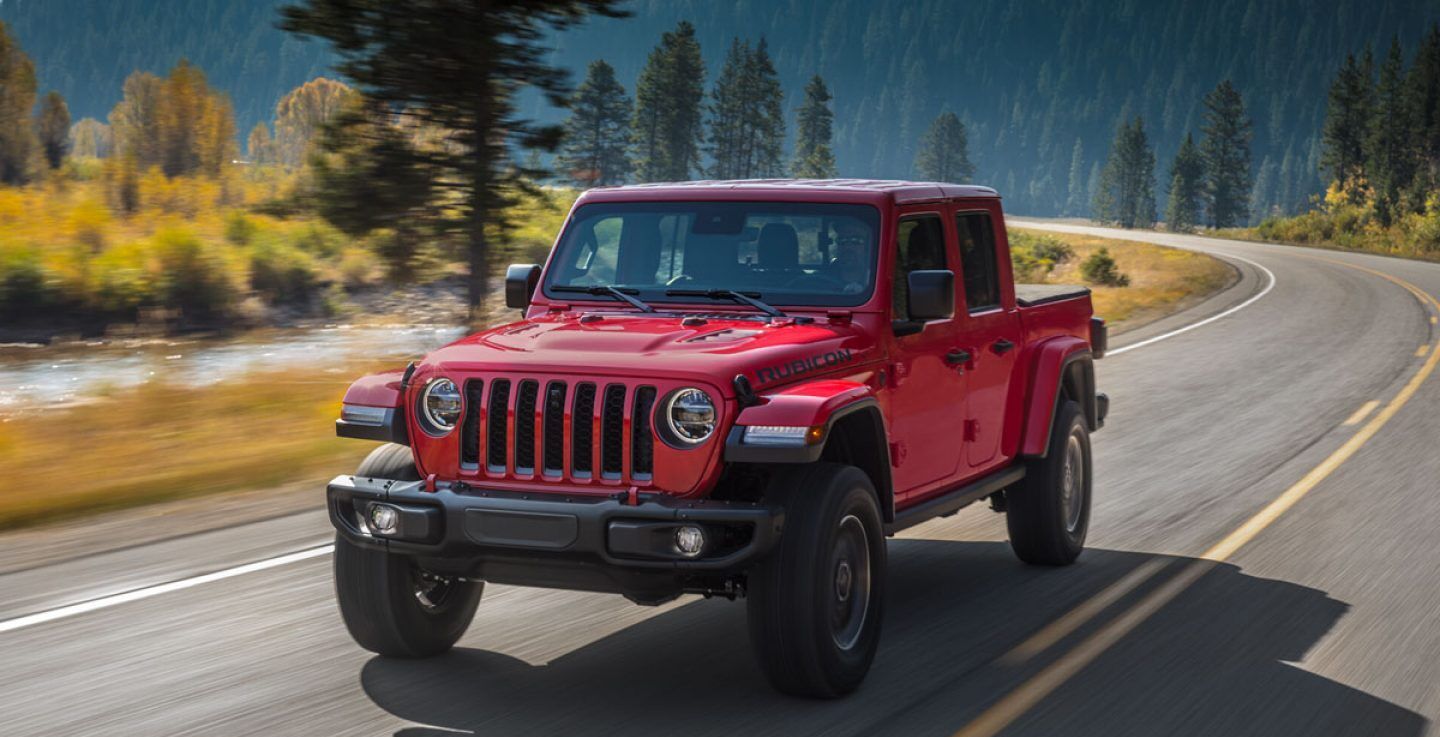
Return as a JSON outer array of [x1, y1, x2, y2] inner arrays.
[[747, 463, 886, 698], [1007, 400, 1091, 565], [333, 443, 483, 658]]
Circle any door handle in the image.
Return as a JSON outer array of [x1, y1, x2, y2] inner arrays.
[[945, 349, 972, 366], [992, 339, 1016, 355]]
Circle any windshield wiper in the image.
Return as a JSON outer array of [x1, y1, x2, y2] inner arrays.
[[551, 285, 655, 313], [665, 289, 786, 318]]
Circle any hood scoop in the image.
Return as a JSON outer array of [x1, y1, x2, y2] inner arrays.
[[685, 328, 763, 343]]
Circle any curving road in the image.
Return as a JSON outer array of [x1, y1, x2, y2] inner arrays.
[[3, 223, 1440, 736]]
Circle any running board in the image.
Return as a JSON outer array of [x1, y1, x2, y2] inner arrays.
[[886, 465, 1026, 534]]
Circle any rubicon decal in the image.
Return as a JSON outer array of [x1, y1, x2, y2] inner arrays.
[[755, 348, 855, 385]]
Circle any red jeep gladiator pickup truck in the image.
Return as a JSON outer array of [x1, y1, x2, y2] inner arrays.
[[329, 179, 1108, 697]]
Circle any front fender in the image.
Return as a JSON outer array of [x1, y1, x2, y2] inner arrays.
[[723, 379, 877, 463], [1019, 337, 1095, 458], [335, 369, 410, 444]]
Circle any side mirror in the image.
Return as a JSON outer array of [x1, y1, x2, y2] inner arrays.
[[907, 269, 955, 321], [505, 264, 542, 309]]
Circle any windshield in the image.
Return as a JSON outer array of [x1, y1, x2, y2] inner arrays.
[[543, 201, 881, 308]]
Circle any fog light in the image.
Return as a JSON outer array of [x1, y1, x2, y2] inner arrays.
[[674, 525, 706, 557], [368, 504, 400, 535]]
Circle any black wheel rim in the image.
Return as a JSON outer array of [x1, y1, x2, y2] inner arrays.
[[1061, 430, 1086, 534], [829, 513, 872, 651]]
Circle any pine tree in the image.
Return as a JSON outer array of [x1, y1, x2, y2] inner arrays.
[[559, 59, 632, 187], [35, 91, 70, 170], [1200, 80, 1253, 227], [631, 20, 705, 182], [1063, 138, 1086, 216], [0, 21, 38, 185], [1092, 117, 1156, 229], [914, 111, 974, 183], [1369, 39, 1414, 224], [1165, 133, 1205, 231], [707, 38, 785, 179], [281, 0, 628, 315], [792, 75, 837, 178], [1321, 50, 1376, 197], [1409, 26, 1440, 198]]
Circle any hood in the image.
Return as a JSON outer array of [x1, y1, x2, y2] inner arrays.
[[420, 310, 877, 395]]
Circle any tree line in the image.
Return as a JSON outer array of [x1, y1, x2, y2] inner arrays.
[[557, 20, 973, 188], [1090, 80, 1254, 231], [1319, 27, 1440, 225]]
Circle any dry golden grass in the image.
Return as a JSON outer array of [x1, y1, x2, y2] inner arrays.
[[1011, 228, 1235, 331], [0, 367, 375, 531]]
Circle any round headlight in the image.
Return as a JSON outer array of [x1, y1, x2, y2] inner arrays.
[[664, 388, 716, 445], [419, 378, 462, 435]]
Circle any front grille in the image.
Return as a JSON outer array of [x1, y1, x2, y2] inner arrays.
[[514, 380, 539, 473], [461, 380, 484, 467], [631, 386, 656, 478], [543, 381, 566, 475], [601, 384, 626, 478], [453, 375, 658, 486], [486, 379, 511, 471], [571, 383, 596, 477]]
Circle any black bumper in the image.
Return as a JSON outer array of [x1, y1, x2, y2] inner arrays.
[[327, 475, 783, 599]]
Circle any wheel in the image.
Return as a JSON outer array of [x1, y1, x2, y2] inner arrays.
[[747, 463, 886, 698], [333, 444, 483, 658], [1006, 400, 1091, 565]]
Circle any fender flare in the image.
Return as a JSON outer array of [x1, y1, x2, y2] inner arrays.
[[335, 368, 410, 444], [1018, 338, 1097, 458]]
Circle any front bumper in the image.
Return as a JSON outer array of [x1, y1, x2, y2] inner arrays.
[[327, 475, 783, 600]]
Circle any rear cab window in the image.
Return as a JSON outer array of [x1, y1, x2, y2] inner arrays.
[[955, 211, 1001, 312]]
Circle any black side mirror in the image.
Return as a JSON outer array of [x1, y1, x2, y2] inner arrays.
[[907, 269, 955, 321], [505, 264, 542, 309]]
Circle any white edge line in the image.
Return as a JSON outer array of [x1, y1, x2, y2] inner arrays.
[[0, 241, 1277, 635], [0, 544, 334, 634], [1109, 252, 1276, 356]]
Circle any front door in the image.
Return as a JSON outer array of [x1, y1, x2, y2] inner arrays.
[[954, 208, 1022, 471], [886, 212, 968, 496]]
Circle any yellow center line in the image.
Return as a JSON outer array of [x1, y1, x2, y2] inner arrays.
[[1342, 400, 1381, 426], [1420, 345, 1431, 357], [952, 257, 1440, 737]]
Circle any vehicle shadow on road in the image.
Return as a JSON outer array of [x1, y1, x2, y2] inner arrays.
[[360, 540, 1425, 737]]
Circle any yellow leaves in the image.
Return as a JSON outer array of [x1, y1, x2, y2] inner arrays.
[[110, 61, 236, 180]]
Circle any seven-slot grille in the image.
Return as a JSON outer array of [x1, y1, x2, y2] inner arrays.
[[458, 377, 657, 484]]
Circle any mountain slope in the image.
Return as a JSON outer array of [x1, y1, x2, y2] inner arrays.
[[3, 0, 1435, 218]]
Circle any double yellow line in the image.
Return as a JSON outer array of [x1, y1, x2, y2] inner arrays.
[[954, 257, 1440, 737]]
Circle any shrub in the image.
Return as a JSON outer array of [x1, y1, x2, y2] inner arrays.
[[152, 227, 238, 321], [1008, 231, 1075, 282], [90, 240, 156, 315], [224, 212, 258, 244], [1080, 247, 1131, 287], [248, 236, 319, 304], [0, 241, 48, 318]]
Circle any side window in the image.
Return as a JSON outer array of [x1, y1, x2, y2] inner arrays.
[[956, 212, 1000, 311], [892, 215, 948, 321]]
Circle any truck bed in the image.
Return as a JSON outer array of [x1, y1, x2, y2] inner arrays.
[[1015, 283, 1092, 307]]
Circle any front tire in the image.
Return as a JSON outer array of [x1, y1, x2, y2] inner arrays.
[[747, 463, 886, 698], [1006, 400, 1091, 565], [333, 444, 483, 658]]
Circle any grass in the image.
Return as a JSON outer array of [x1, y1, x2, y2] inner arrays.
[[0, 367, 374, 531], [1008, 228, 1235, 330]]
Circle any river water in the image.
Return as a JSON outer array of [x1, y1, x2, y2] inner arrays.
[[0, 324, 467, 413]]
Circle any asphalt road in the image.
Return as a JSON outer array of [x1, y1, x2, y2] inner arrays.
[[4, 224, 1439, 736]]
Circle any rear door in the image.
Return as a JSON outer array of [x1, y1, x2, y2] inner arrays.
[[887, 210, 968, 496], [953, 205, 1023, 471]]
